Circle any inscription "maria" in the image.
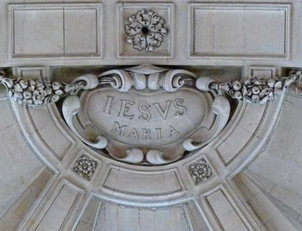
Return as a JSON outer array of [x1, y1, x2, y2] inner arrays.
[[111, 122, 180, 140]]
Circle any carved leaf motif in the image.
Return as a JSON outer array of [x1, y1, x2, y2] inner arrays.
[[124, 18, 142, 37], [132, 34, 147, 51], [146, 33, 164, 49], [136, 9, 153, 26], [149, 14, 165, 32]]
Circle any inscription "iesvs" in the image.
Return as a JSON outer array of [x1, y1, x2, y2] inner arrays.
[[103, 96, 186, 121]]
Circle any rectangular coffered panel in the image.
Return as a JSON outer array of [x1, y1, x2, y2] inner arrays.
[[103, 167, 183, 196], [189, 4, 290, 59], [35, 183, 80, 230], [9, 4, 102, 60], [205, 189, 249, 230]]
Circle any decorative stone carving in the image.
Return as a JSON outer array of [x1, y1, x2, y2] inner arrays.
[[196, 71, 302, 104], [0, 71, 86, 107], [1, 66, 300, 166], [1, 68, 300, 108], [189, 158, 213, 185], [124, 9, 167, 51], [73, 154, 97, 180], [62, 65, 230, 165]]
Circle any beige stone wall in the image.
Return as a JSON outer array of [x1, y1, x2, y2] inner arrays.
[[0, 0, 301, 230]]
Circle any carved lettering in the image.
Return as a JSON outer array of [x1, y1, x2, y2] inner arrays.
[[105, 97, 187, 121], [169, 125, 180, 137], [110, 123, 182, 140], [103, 94, 191, 142], [155, 128, 162, 139], [174, 98, 186, 116], [153, 100, 172, 120], [138, 103, 151, 122], [111, 122, 127, 136], [142, 129, 152, 140], [118, 99, 135, 120], [127, 128, 139, 139], [103, 96, 114, 115]]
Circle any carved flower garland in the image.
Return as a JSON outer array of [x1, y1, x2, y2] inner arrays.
[[2, 77, 65, 107], [215, 73, 299, 104], [124, 9, 167, 51], [0, 71, 88, 107]]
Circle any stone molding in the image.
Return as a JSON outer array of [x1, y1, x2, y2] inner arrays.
[[7, 65, 295, 231], [0, 66, 300, 166]]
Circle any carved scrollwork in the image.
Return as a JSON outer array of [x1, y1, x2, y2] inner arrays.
[[183, 96, 231, 152], [0, 66, 300, 166], [62, 95, 108, 150], [113, 148, 144, 164], [64, 65, 230, 165], [98, 64, 195, 93], [62, 74, 108, 150]]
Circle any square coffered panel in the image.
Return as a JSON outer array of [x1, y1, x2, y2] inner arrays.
[[9, 4, 102, 60], [189, 4, 290, 60], [117, 3, 174, 58]]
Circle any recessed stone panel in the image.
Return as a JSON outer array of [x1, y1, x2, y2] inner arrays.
[[12, 7, 64, 57], [190, 4, 290, 59], [35, 182, 82, 231], [205, 188, 248, 231], [103, 167, 183, 196], [9, 4, 102, 59], [64, 8, 101, 56], [249, 66, 276, 79]]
